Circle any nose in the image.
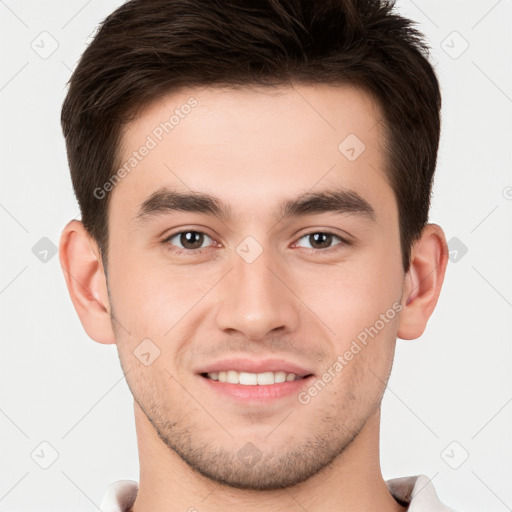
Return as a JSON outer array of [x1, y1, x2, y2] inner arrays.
[[214, 244, 300, 341]]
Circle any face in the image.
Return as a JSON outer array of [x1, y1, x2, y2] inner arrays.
[[106, 84, 405, 489]]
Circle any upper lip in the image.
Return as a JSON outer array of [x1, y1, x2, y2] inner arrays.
[[197, 357, 315, 378]]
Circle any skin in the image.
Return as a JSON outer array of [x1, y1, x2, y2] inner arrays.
[[59, 83, 448, 512]]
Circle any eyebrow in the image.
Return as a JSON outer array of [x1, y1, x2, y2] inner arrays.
[[133, 186, 376, 224]]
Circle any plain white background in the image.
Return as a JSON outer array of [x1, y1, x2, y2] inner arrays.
[[0, 0, 511, 510]]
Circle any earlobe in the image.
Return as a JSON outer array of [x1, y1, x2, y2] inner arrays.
[[59, 220, 116, 345], [397, 223, 449, 340]]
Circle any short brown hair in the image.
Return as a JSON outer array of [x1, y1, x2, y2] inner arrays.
[[61, 0, 441, 273]]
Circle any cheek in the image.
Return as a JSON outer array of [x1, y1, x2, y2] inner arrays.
[[109, 253, 220, 345], [295, 253, 402, 331]]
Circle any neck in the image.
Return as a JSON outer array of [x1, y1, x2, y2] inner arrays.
[[129, 402, 406, 512]]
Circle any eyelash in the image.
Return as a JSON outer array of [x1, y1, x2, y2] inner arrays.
[[162, 229, 351, 256]]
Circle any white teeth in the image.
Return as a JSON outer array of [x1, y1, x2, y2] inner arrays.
[[227, 370, 239, 384], [257, 372, 275, 385], [239, 372, 257, 385], [274, 371, 287, 383], [207, 370, 301, 385]]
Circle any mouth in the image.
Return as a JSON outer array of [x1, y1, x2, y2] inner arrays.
[[199, 371, 314, 402], [196, 357, 315, 402]]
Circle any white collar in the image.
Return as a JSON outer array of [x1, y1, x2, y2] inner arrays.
[[99, 474, 456, 512]]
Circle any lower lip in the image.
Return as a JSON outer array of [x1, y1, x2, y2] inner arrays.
[[199, 375, 313, 402]]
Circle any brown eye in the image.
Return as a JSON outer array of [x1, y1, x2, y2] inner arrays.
[[295, 232, 348, 251], [309, 233, 334, 249], [164, 230, 214, 253]]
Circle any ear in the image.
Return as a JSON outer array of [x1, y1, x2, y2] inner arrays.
[[397, 223, 449, 340], [59, 220, 116, 344]]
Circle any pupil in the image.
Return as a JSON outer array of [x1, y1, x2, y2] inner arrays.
[[311, 233, 331, 249], [181, 231, 203, 249]]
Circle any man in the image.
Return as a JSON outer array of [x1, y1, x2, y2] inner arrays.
[[58, 0, 454, 510]]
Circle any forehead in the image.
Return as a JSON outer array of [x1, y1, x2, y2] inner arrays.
[[111, 83, 395, 227]]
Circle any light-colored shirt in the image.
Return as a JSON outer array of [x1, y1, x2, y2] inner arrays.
[[99, 474, 458, 511]]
